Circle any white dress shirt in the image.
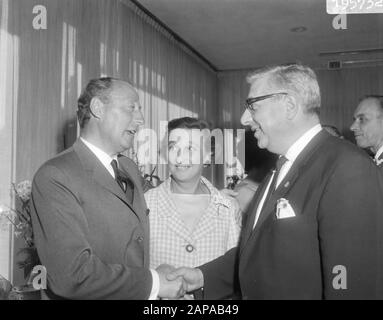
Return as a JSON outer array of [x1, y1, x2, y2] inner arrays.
[[253, 124, 322, 229], [80, 137, 160, 300], [374, 145, 383, 164]]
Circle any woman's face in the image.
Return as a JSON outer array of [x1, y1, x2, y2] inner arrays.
[[168, 128, 207, 183]]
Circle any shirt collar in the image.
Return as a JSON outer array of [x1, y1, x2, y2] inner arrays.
[[375, 145, 383, 161], [80, 138, 118, 174], [284, 124, 322, 163]]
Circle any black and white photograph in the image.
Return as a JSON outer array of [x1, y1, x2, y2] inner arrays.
[[0, 0, 383, 304]]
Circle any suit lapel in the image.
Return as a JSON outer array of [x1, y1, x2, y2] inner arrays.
[[118, 157, 148, 224], [240, 130, 329, 254], [239, 171, 273, 252], [73, 140, 142, 221], [376, 153, 383, 168]]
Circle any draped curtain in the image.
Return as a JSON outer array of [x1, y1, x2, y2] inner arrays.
[[10, 0, 218, 186], [0, 0, 18, 283]]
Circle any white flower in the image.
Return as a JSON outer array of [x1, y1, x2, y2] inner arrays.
[[0, 205, 15, 221], [15, 180, 32, 202], [14, 231, 22, 238], [0, 204, 7, 215]]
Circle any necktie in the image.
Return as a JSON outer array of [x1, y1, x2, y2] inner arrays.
[[261, 155, 288, 208], [111, 159, 134, 203]]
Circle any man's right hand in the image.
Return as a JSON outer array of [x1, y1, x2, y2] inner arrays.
[[167, 267, 204, 292], [156, 264, 186, 299]]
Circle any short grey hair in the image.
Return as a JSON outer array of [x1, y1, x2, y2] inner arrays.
[[247, 64, 321, 115]]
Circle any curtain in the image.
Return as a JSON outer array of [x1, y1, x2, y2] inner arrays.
[[0, 0, 19, 282], [9, 0, 218, 185]]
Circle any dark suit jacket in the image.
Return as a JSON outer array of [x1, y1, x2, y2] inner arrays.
[[200, 131, 383, 299], [30, 139, 152, 299]]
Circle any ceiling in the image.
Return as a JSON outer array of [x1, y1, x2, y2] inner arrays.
[[136, 0, 383, 71]]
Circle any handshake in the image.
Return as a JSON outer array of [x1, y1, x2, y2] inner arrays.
[[156, 264, 204, 300]]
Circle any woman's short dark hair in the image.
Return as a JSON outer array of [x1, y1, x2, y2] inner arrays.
[[166, 117, 214, 164], [167, 117, 211, 133]]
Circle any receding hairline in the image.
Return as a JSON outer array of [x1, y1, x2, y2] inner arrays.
[[107, 79, 138, 101], [356, 97, 383, 116], [359, 96, 383, 107]]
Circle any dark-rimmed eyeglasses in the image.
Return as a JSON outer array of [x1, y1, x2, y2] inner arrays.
[[244, 92, 288, 111]]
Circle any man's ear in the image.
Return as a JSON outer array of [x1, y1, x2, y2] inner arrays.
[[285, 95, 299, 120], [89, 97, 103, 119]]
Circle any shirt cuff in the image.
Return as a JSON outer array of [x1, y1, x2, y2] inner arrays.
[[148, 269, 160, 300]]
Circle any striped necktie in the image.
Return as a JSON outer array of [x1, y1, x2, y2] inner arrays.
[[111, 159, 134, 203]]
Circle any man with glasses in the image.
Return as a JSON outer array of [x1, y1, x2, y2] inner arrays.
[[30, 78, 186, 299], [169, 64, 383, 299], [351, 95, 383, 169]]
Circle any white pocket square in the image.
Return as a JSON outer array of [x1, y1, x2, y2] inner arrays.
[[276, 198, 296, 219]]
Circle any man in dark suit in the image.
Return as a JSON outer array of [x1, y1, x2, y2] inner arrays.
[[351, 95, 383, 169], [169, 64, 383, 299], [30, 77, 185, 299]]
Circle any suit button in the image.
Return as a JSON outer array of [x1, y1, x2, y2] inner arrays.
[[185, 244, 194, 253], [137, 236, 144, 242]]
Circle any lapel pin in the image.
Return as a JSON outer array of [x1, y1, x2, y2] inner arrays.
[[284, 181, 290, 188]]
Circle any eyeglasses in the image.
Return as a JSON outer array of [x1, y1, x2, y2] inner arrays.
[[244, 92, 288, 111]]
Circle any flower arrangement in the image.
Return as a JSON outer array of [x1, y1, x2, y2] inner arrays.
[[130, 149, 163, 191], [226, 174, 242, 190], [142, 166, 162, 191], [0, 181, 39, 280]]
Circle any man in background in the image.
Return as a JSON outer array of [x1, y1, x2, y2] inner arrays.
[[30, 77, 185, 299], [169, 64, 383, 299], [351, 95, 383, 168]]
